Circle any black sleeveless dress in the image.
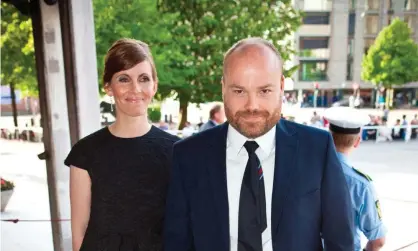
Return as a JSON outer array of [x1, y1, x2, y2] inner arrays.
[[64, 126, 180, 251]]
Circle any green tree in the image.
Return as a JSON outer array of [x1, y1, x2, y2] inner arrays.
[[362, 18, 418, 89], [93, 0, 185, 99], [1, 3, 36, 127], [157, 0, 302, 129]]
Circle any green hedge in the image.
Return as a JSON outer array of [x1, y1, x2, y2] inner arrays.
[[148, 106, 161, 122]]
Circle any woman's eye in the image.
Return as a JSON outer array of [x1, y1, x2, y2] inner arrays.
[[140, 76, 150, 82], [117, 77, 130, 83]]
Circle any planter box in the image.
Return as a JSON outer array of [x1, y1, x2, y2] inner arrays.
[[1, 189, 14, 212]]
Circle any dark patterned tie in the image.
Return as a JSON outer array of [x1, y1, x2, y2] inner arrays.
[[238, 141, 267, 251]]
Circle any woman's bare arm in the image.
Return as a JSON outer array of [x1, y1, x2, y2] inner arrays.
[[70, 166, 91, 251]]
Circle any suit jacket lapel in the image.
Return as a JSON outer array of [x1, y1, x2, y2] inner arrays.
[[206, 123, 230, 249], [271, 119, 298, 238]]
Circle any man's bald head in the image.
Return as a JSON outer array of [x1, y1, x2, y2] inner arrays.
[[221, 37, 285, 138], [222, 37, 283, 79]]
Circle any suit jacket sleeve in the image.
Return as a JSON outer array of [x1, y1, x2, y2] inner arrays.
[[164, 144, 193, 251], [321, 133, 355, 251]]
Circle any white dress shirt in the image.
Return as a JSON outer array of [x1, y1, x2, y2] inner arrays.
[[226, 124, 276, 251]]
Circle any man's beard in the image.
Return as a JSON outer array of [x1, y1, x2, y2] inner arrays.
[[225, 105, 282, 139]]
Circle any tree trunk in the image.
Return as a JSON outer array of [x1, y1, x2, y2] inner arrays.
[[178, 96, 189, 130], [385, 87, 394, 109], [10, 83, 18, 127], [389, 88, 394, 109]]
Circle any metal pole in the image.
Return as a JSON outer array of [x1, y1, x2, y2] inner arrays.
[[32, 0, 72, 250], [314, 89, 318, 108], [61, 0, 101, 139]]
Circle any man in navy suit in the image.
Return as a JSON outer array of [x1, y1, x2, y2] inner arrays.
[[164, 37, 354, 251]]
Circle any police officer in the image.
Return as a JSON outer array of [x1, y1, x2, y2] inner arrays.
[[324, 107, 387, 251]]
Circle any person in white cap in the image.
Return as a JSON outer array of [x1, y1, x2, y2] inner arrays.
[[324, 107, 387, 251]]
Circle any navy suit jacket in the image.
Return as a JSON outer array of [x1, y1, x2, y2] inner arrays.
[[164, 119, 354, 251]]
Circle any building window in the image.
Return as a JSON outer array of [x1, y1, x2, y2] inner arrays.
[[405, 0, 418, 10], [351, 0, 357, 10], [348, 37, 355, 57], [303, 0, 332, 11], [347, 58, 354, 81], [387, 0, 394, 11], [405, 15, 417, 33], [303, 12, 330, 25], [365, 15, 379, 34], [299, 61, 328, 81], [387, 15, 394, 25], [364, 38, 375, 54], [367, 0, 380, 10], [299, 37, 330, 58], [349, 13, 356, 35]]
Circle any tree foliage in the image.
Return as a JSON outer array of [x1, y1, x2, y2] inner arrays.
[[1, 1, 302, 130], [0, 2, 37, 96], [94, 0, 302, 129], [362, 18, 418, 88], [93, 0, 185, 99], [157, 0, 302, 128]]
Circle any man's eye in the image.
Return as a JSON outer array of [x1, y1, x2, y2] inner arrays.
[[261, 89, 272, 94], [233, 89, 244, 94]]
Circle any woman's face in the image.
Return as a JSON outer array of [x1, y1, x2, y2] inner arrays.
[[105, 61, 157, 117]]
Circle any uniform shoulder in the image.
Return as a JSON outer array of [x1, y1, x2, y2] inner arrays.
[[352, 167, 373, 182], [346, 167, 374, 188]]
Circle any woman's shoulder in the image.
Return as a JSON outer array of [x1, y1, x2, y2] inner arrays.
[[73, 127, 110, 150], [147, 126, 181, 146], [64, 127, 109, 169]]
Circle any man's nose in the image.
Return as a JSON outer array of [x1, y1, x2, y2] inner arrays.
[[244, 93, 260, 111]]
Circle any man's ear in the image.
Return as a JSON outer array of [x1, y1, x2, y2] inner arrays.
[[221, 77, 226, 100], [353, 135, 361, 148], [280, 75, 285, 91]]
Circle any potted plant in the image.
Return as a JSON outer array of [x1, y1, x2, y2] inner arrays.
[[1, 178, 14, 212]]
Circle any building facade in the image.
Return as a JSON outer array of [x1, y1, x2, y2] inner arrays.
[[289, 0, 418, 108]]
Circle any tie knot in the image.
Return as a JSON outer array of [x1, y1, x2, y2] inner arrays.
[[244, 141, 259, 154]]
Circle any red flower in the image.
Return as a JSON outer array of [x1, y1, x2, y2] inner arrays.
[[1, 178, 14, 191]]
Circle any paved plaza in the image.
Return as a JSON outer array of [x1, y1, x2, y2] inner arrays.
[[1, 139, 417, 251]]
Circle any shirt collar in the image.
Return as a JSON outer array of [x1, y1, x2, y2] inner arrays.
[[227, 124, 276, 156], [336, 152, 352, 170]]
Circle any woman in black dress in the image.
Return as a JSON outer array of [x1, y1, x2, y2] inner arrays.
[[65, 38, 179, 251]]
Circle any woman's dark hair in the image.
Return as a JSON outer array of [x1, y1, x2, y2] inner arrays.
[[103, 38, 158, 84]]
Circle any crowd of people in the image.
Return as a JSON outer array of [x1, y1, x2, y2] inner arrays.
[[307, 111, 418, 142], [156, 106, 418, 143], [362, 114, 418, 141]]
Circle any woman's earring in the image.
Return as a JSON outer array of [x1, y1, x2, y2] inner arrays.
[[110, 96, 114, 112]]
